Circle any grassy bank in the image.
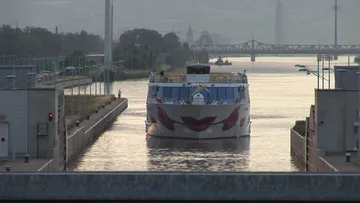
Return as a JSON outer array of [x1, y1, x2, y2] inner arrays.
[[292, 120, 306, 136], [65, 94, 116, 129], [40, 76, 89, 85]]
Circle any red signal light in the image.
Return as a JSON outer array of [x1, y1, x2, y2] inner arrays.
[[49, 113, 53, 121]]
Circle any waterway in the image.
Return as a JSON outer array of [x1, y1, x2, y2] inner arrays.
[[71, 56, 352, 172]]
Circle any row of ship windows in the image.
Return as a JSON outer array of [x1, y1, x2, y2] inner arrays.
[[150, 87, 249, 101]]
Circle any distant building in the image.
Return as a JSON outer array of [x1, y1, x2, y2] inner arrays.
[[185, 26, 194, 46], [210, 33, 221, 45], [195, 30, 213, 46], [86, 53, 104, 65], [275, 0, 285, 45]]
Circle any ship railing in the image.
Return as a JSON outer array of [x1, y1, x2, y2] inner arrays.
[[151, 77, 248, 84], [156, 97, 241, 105], [149, 72, 248, 84]]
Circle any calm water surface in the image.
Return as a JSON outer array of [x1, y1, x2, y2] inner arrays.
[[73, 56, 351, 172]]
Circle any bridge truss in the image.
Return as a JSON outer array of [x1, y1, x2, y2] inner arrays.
[[190, 40, 360, 55]]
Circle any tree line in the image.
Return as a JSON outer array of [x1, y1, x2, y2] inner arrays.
[[113, 28, 209, 69], [0, 25, 209, 69], [0, 25, 103, 57]]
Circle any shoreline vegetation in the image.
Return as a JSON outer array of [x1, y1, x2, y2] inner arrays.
[[292, 120, 306, 136], [64, 94, 116, 130], [0, 25, 209, 81]]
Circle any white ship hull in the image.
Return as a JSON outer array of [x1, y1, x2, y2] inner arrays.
[[146, 103, 251, 139]]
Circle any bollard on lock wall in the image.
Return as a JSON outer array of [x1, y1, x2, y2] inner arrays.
[[24, 154, 30, 163], [346, 153, 351, 162]]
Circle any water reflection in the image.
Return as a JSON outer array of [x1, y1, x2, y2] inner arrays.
[[146, 137, 250, 171]]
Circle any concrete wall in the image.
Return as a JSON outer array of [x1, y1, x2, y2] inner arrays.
[[290, 129, 305, 168], [1, 172, 360, 200], [334, 66, 360, 90], [315, 89, 358, 154], [66, 99, 128, 165], [307, 105, 320, 171], [27, 89, 57, 159], [0, 90, 27, 157], [0, 89, 56, 159], [0, 65, 36, 89]]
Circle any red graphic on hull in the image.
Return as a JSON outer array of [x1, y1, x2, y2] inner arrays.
[[150, 117, 157, 123], [222, 107, 240, 131], [240, 117, 246, 127], [157, 106, 175, 131], [181, 116, 217, 132], [156, 106, 244, 132]]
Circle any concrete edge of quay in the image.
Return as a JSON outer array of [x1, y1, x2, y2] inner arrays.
[[38, 98, 129, 171], [1, 172, 360, 200]]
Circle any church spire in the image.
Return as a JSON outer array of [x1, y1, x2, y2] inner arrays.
[[186, 25, 194, 45], [187, 25, 193, 36]]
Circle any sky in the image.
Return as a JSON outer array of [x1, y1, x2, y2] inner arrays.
[[0, 0, 360, 45]]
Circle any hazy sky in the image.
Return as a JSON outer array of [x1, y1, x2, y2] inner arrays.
[[1, 0, 360, 45]]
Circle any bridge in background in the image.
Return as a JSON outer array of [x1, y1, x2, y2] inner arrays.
[[190, 40, 360, 58]]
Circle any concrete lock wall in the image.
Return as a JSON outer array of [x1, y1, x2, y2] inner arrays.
[[66, 99, 128, 166], [27, 89, 57, 159], [41, 78, 93, 90], [36, 99, 128, 171], [290, 129, 305, 167], [1, 172, 360, 200], [0, 89, 56, 159], [315, 89, 358, 154]]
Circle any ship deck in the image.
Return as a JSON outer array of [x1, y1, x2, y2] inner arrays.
[[150, 72, 248, 84]]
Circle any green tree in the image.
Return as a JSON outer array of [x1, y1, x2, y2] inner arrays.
[[113, 29, 189, 69], [0, 24, 104, 58], [354, 56, 360, 65], [60, 50, 87, 68]]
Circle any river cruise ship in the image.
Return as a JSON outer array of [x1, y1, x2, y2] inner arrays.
[[145, 64, 251, 139]]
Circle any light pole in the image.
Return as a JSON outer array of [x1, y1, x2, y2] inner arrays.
[[322, 56, 325, 89], [328, 56, 331, 89], [333, 0, 339, 60], [295, 64, 324, 89], [66, 67, 76, 116], [317, 55, 320, 89]]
